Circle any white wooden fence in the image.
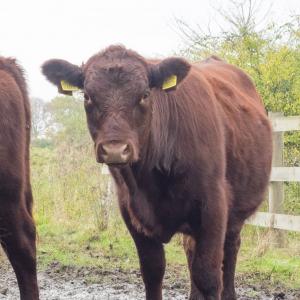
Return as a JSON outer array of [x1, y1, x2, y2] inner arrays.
[[246, 112, 300, 235]]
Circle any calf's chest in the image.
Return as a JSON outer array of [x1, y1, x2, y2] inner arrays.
[[116, 169, 194, 242]]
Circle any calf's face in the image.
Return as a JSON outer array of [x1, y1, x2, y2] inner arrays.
[[42, 47, 190, 166], [83, 59, 152, 166]]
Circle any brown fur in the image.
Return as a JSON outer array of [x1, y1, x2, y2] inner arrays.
[[0, 57, 38, 300], [42, 45, 272, 300]]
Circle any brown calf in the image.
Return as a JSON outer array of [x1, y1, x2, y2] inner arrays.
[[0, 58, 38, 300], [42, 45, 272, 300]]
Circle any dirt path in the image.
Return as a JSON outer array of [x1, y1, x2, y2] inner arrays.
[[0, 261, 299, 299]]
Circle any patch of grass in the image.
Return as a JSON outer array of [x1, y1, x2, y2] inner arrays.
[[36, 221, 300, 289], [37, 223, 187, 270], [37, 222, 139, 270], [237, 225, 300, 288], [238, 247, 300, 287], [165, 236, 187, 266]]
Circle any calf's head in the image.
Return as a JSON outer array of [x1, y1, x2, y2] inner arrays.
[[42, 46, 190, 166]]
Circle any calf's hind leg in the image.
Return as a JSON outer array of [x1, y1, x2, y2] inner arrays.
[[0, 184, 38, 300], [188, 183, 228, 300], [221, 217, 243, 300], [183, 235, 202, 300]]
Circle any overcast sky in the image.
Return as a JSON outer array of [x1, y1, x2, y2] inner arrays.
[[0, 0, 299, 101]]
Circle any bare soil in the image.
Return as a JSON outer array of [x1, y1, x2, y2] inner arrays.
[[0, 261, 299, 299]]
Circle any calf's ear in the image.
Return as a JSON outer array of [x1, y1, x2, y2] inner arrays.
[[41, 59, 84, 95], [148, 57, 191, 91]]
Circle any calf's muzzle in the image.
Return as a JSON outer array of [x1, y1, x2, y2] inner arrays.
[[96, 141, 133, 165]]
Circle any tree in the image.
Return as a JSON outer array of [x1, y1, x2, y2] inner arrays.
[[176, 0, 300, 115], [44, 94, 90, 147], [31, 97, 46, 140]]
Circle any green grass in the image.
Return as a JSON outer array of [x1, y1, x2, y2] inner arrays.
[[37, 224, 133, 269], [37, 222, 187, 271], [238, 245, 300, 287], [237, 226, 300, 288], [35, 219, 300, 289]]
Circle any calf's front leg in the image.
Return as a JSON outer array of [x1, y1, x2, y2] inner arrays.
[[120, 204, 165, 300], [190, 182, 228, 300], [135, 234, 165, 300]]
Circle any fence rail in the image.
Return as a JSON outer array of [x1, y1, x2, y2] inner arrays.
[[246, 212, 300, 232], [246, 112, 300, 236], [271, 115, 300, 132], [271, 167, 300, 182]]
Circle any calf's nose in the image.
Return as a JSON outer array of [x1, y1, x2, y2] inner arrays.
[[97, 142, 132, 165]]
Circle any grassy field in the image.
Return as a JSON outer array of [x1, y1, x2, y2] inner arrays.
[[36, 222, 300, 288], [31, 145, 300, 289]]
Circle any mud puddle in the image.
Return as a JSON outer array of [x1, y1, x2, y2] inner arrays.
[[0, 261, 299, 299]]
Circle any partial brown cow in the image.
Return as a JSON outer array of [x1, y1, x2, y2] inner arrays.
[[42, 45, 272, 300], [0, 58, 38, 300]]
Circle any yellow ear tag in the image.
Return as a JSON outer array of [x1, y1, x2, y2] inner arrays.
[[60, 80, 80, 92], [162, 75, 177, 90]]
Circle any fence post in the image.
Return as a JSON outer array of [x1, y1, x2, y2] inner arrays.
[[268, 112, 285, 247]]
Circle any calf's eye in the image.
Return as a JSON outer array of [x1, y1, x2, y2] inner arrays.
[[84, 93, 93, 111], [142, 90, 150, 99], [84, 93, 93, 108], [140, 90, 150, 106]]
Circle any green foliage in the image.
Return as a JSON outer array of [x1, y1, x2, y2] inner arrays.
[[238, 226, 300, 288], [32, 145, 114, 232], [177, 4, 300, 116]]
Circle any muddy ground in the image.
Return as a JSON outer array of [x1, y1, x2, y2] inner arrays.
[[0, 261, 299, 299]]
